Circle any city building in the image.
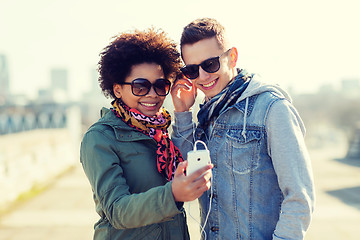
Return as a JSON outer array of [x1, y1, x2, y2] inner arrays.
[[0, 54, 10, 105], [80, 68, 109, 128], [341, 78, 360, 99], [51, 68, 69, 103]]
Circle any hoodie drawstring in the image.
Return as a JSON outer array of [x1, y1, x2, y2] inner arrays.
[[241, 97, 249, 141]]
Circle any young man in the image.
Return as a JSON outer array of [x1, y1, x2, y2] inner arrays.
[[171, 18, 315, 240]]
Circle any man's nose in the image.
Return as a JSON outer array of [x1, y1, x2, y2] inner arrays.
[[198, 66, 210, 80]]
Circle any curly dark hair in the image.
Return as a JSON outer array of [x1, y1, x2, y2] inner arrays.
[[98, 27, 181, 99]]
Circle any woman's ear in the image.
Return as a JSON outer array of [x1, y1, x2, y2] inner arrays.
[[113, 84, 122, 98], [229, 47, 238, 68]]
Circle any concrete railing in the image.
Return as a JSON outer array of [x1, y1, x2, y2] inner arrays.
[[0, 107, 67, 135], [346, 125, 360, 159], [0, 106, 81, 210]]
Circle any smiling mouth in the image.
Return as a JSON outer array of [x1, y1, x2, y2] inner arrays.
[[141, 102, 157, 107], [202, 79, 217, 88]]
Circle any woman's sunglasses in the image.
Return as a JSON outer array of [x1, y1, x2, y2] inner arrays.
[[180, 49, 230, 80], [120, 78, 171, 96]]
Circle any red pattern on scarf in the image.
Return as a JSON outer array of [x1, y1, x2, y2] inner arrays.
[[111, 99, 184, 180]]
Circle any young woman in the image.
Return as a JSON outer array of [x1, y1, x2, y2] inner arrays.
[[80, 28, 212, 240]]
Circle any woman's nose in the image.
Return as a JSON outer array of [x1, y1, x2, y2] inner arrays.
[[146, 86, 158, 97]]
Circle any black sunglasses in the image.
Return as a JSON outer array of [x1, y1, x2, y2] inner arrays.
[[120, 78, 171, 96], [180, 49, 231, 80]]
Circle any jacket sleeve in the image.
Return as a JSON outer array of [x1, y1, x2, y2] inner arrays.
[[171, 111, 197, 158], [80, 129, 182, 229], [266, 99, 315, 240]]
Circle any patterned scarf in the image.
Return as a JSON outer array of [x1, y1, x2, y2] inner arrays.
[[111, 99, 184, 181], [197, 69, 252, 130]]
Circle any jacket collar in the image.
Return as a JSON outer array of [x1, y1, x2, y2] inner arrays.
[[99, 107, 128, 127], [98, 107, 154, 142], [233, 95, 258, 117]]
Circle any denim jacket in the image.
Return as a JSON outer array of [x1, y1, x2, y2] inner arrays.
[[172, 75, 315, 240]]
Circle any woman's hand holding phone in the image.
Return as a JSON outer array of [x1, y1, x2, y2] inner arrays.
[[171, 161, 213, 202]]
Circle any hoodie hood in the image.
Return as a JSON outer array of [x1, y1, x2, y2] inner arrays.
[[234, 72, 292, 142], [238, 73, 292, 104]]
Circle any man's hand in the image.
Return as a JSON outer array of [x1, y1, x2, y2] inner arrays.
[[171, 77, 197, 112]]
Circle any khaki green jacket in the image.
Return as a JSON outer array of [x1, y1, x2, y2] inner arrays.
[[80, 108, 190, 240]]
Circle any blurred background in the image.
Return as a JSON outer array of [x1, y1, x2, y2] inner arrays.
[[0, 0, 359, 239]]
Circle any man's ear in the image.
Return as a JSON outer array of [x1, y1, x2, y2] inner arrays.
[[113, 84, 122, 98], [229, 47, 238, 68]]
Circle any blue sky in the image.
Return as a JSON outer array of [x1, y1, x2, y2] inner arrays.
[[1, 0, 359, 99]]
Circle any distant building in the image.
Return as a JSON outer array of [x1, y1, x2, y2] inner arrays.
[[35, 68, 70, 103], [50, 68, 69, 103], [89, 68, 100, 94], [346, 123, 360, 159], [37, 88, 54, 103], [318, 83, 335, 95], [0, 54, 10, 105], [81, 68, 109, 128], [341, 78, 360, 99], [51, 68, 68, 91]]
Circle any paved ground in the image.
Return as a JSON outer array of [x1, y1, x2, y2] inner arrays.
[[0, 166, 98, 240], [305, 147, 360, 240], [0, 143, 359, 239]]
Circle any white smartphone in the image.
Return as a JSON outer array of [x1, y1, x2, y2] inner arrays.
[[186, 148, 211, 176]]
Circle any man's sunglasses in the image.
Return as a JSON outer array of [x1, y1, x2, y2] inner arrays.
[[180, 49, 230, 80], [120, 78, 171, 96]]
